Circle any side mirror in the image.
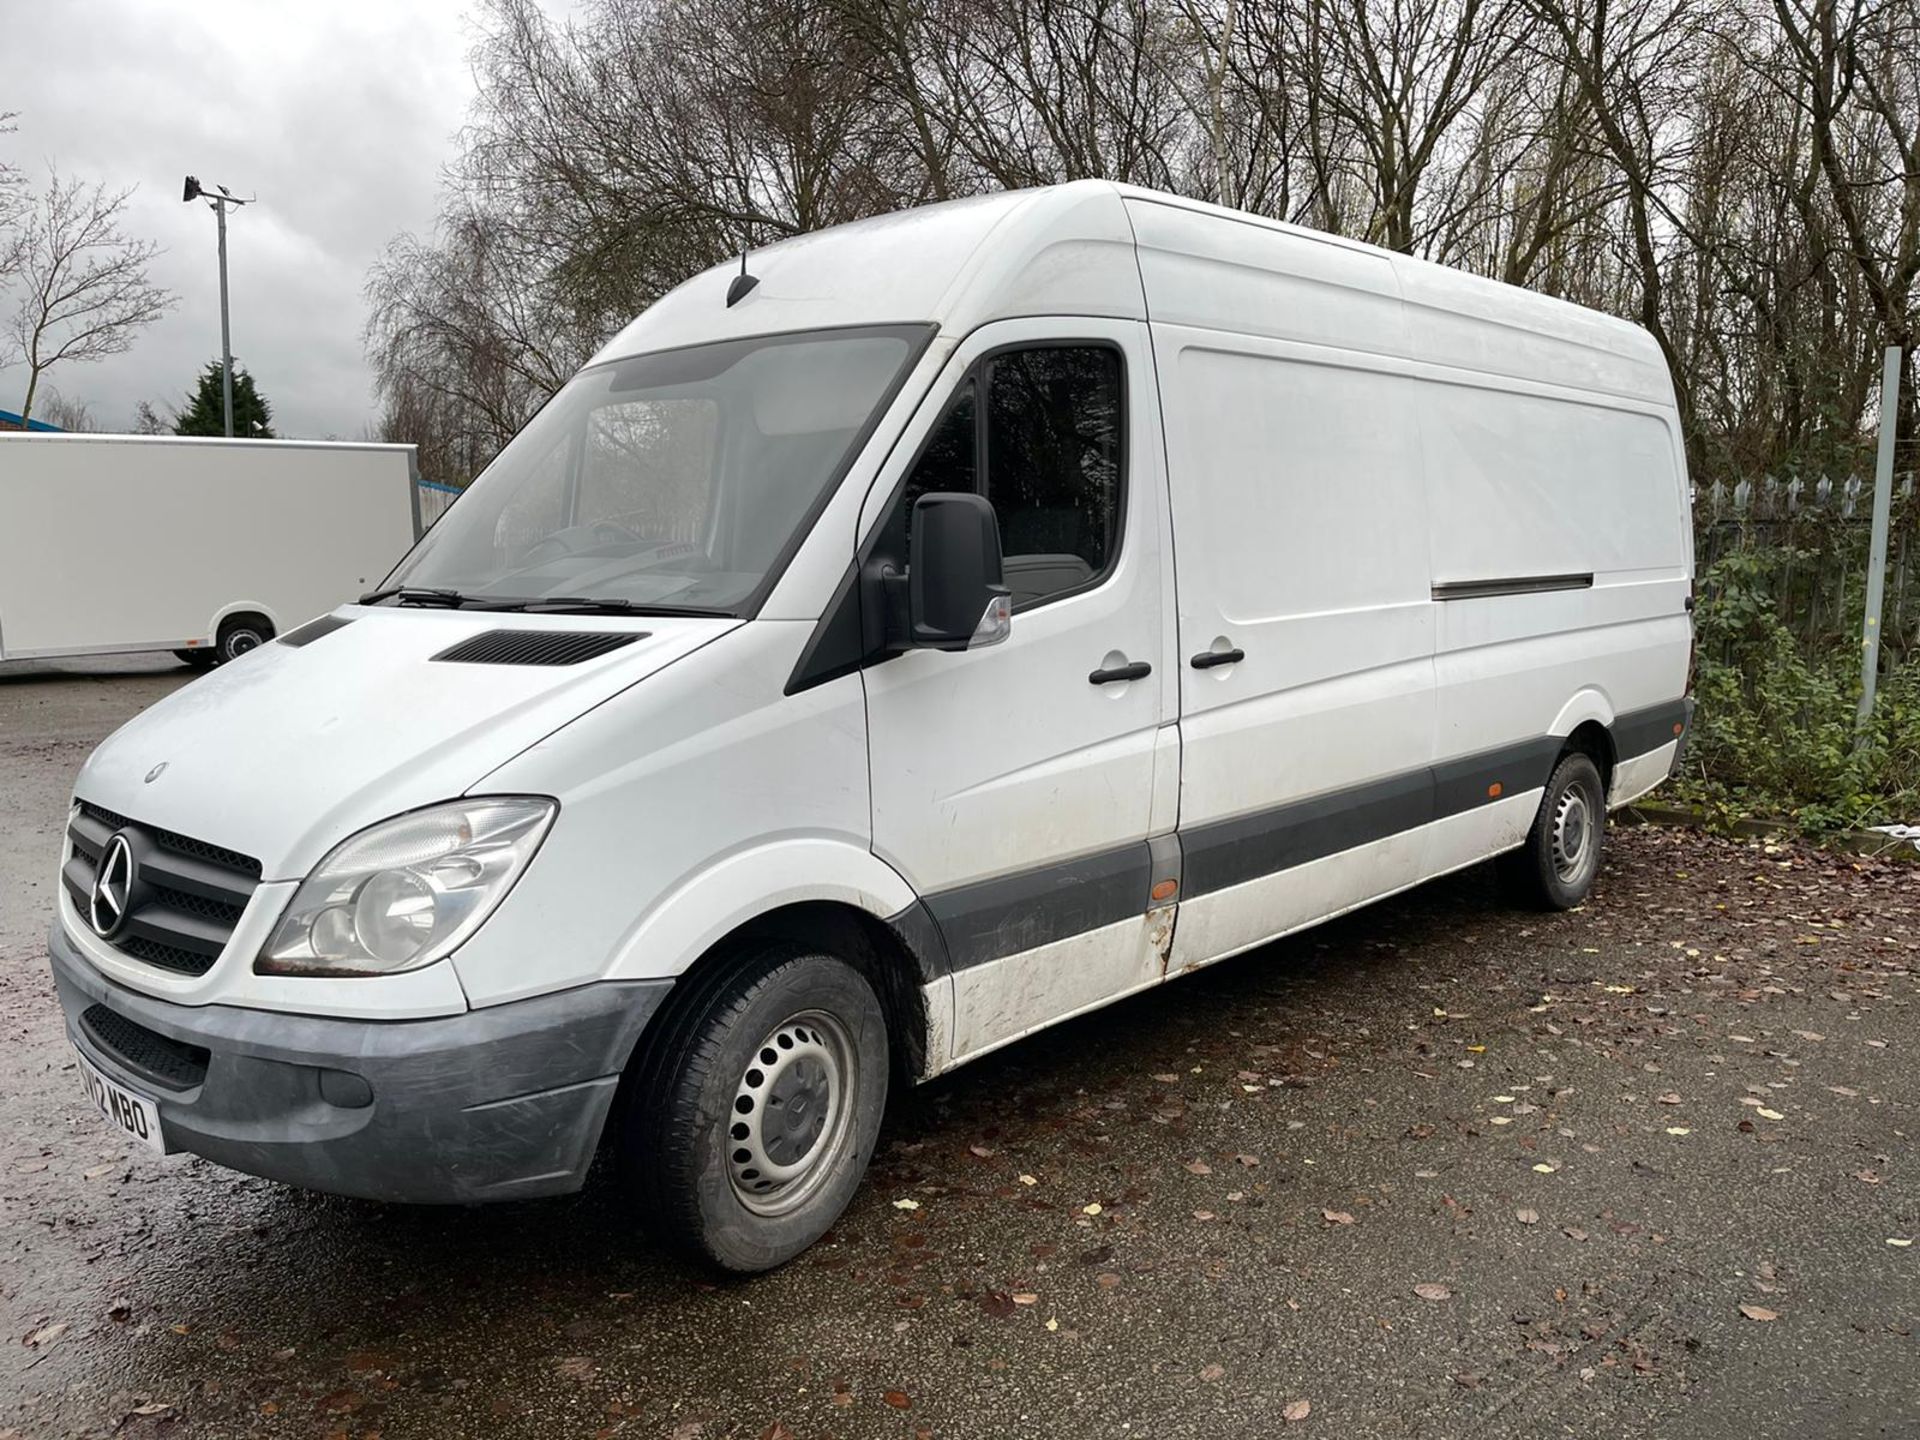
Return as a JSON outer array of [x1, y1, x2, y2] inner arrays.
[[906, 492, 1011, 650]]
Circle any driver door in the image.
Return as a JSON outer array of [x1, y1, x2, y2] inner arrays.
[[860, 318, 1176, 1066]]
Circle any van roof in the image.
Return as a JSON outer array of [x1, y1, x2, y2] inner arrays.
[[594, 180, 1671, 407]]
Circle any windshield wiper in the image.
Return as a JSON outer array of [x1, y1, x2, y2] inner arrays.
[[494, 597, 725, 618], [356, 586, 475, 608]]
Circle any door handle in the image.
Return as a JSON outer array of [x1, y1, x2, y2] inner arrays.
[[1089, 660, 1152, 685], [1190, 647, 1245, 669]]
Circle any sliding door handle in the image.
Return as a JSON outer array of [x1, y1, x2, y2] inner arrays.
[[1089, 660, 1152, 685], [1190, 647, 1245, 669]]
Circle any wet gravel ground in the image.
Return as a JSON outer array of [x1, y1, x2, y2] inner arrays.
[[2, 656, 1916, 1439]]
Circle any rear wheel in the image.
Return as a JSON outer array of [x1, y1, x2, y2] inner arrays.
[[1498, 751, 1606, 910], [215, 614, 273, 663], [621, 945, 889, 1273]]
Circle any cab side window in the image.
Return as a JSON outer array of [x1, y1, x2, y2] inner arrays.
[[888, 345, 1124, 611], [984, 347, 1123, 608]]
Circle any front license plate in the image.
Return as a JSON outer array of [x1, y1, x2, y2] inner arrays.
[[72, 1042, 167, 1154]]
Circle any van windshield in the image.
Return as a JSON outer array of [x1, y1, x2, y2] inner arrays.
[[383, 326, 927, 617]]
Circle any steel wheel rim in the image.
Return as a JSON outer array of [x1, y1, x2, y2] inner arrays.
[[726, 1010, 857, 1218], [1551, 784, 1595, 882], [227, 632, 260, 657]]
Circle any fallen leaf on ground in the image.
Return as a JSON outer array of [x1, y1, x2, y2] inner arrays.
[[1516, 1209, 1539, 1225], [891, 1198, 920, 1211], [1756, 1109, 1785, 1122], [1738, 1304, 1778, 1322], [1185, 1159, 1212, 1175], [1414, 1283, 1453, 1302], [1011, 1293, 1039, 1306], [1082, 1203, 1103, 1216], [883, 1391, 912, 1410], [1322, 1210, 1355, 1225], [1199, 1363, 1226, 1382], [1284, 1398, 1311, 1422]]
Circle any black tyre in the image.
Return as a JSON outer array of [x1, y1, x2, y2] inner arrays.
[[172, 648, 219, 669], [215, 614, 273, 663], [622, 944, 890, 1273], [1498, 751, 1606, 910]]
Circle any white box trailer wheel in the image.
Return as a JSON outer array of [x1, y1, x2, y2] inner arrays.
[[0, 435, 420, 664]]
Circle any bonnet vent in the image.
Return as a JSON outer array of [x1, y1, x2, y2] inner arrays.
[[278, 613, 356, 648], [431, 629, 646, 666]]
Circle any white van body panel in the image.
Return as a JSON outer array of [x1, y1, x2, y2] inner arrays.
[[591, 183, 1146, 370], [457, 622, 895, 1004], [73, 608, 738, 881], [0, 434, 417, 660]]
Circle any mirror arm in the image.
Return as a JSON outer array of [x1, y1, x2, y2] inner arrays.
[[861, 556, 913, 653]]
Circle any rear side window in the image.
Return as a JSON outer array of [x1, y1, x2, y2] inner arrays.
[[887, 344, 1124, 610]]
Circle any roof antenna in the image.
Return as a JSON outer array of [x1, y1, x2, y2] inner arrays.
[[726, 249, 759, 307]]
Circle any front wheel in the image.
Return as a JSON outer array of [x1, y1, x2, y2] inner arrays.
[[1498, 751, 1606, 910], [621, 945, 890, 1273]]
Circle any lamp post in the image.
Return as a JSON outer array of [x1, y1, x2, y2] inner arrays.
[[182, 176, 251, 438]]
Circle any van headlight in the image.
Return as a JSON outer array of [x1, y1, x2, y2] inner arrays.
[[257, 797, 556, 976]]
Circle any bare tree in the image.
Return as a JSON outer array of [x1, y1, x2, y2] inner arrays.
[[0, 110, 25, 285], [35, 388, 96, 432], [7, 169, 172, 425]]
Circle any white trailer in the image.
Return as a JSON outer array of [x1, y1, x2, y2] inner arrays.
[[0, 434, 420, 664]]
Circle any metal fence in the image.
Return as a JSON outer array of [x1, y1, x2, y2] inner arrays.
[[1696, 469, 1919, 661], [417, 480, 461, 531]]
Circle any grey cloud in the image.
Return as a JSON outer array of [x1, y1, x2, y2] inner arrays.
[[1, 0, 478, 437]]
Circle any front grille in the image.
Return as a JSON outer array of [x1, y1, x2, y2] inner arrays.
[[80, 1004, 209, 1090], [65, 803, 262, 978], [116, 935, 227, 976], [78, 803, 262, 879], [431, 629, 644, 666]]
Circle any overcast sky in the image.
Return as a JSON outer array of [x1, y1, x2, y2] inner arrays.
[[2, 2, 487, 437]]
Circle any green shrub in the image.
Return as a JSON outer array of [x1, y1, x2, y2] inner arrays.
[[1671, 549, 1919, 830]]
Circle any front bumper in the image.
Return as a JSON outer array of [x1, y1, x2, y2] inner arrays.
[[50, 924, 671, 1204]]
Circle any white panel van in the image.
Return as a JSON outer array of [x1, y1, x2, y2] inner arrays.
[[49, 183, 1692, 1272]]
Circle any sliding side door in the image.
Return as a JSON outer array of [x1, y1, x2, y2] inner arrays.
[[1126, 198, 1437, 972]]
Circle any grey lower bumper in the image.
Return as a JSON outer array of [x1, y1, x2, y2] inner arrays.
[[49, 924, 671, 1204]]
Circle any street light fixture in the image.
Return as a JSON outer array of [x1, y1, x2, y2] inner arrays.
[[182, 175, 252, 439]]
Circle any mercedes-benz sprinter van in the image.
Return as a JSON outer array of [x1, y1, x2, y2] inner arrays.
[[50, 181, 1693, 1272]]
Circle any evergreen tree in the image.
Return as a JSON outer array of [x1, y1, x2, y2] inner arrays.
[[173, 359, 275, 438]]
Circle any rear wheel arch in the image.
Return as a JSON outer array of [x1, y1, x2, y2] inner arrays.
[[1562, 719, 1617, 795]]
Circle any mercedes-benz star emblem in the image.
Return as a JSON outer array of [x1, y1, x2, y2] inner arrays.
[[144, 762, 168, 784], [90, 833, 135, 938]]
